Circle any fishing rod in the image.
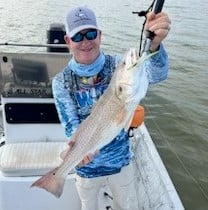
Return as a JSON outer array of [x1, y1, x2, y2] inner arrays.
[[0, 42, 68, 48], [133, 0, 165, 55], [143, 0, 165, 53]]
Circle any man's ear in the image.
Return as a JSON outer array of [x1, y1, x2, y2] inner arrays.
[[98, 30, 102, 43], [64, 35, 70, 45]]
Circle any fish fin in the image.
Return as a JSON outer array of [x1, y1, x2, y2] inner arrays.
[[31, 167, 65, 198], [60, 149, 68, 160], [60, 140, 75, 160]]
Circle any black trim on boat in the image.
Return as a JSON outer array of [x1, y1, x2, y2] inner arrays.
[[4, 103, 60, 124]]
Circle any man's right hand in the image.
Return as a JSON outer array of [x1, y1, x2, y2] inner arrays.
[[60, 141, 99, 167], [78, 150, 99, 167]]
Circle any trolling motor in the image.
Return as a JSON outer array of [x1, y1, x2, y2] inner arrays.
[[133, 0, 165, 55]]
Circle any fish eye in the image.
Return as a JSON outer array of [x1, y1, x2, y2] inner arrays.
[[116, 85, 123, 99], [118, 86, 123, 93]]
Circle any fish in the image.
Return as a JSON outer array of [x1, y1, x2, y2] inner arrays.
[[31, 49, 158, 198]]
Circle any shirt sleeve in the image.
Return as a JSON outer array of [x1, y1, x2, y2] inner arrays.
[[52, 72, 80, 138], [144, 44, 169, 84]]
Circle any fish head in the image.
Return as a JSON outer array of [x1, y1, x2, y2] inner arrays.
[[113, 48, 148, 104]]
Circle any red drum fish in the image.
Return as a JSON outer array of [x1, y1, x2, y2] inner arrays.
[[31, 49, 157, 197]]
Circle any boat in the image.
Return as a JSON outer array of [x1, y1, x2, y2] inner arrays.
[[0, 24, 184, 210]]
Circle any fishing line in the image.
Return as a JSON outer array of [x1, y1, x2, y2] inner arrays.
[[132, 0, 156, 56], [143, 99, 208, 202]]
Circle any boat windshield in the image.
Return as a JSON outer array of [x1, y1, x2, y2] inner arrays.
[[0, 52, 70, 98]]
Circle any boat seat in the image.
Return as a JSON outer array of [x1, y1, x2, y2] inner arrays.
[[0, 141, 69, 177]]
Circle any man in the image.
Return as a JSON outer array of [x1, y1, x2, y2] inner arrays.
[[52, 5, 171, 210]]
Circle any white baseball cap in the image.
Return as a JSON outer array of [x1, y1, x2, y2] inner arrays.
[[65, 6, 99, 38]]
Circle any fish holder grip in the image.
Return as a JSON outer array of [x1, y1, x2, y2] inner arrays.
[[145, 30, 155, 40]]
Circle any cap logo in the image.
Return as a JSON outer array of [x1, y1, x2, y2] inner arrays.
[[75, 10, 90, 23]]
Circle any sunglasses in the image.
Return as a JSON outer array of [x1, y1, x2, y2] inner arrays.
[[71, 29, 98, 42]]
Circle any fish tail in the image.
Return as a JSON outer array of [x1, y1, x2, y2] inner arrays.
[[31, 167, 65, 198]]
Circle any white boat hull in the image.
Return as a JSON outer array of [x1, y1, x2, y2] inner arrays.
[[132, 125, 184, 209], [0, 174, 80, 210], [0, 124, 184, 210]]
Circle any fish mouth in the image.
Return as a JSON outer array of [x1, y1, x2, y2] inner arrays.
[[126, 62, 138, 71], [126, 51, 159, 71]]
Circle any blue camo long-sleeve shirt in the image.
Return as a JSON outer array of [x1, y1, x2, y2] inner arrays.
[[52, 45, 168, 178]]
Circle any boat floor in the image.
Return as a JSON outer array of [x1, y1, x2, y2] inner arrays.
[[0, 123, 184, 210]]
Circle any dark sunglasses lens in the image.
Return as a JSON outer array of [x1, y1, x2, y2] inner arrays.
[[86, 30, 98, 40], [71, 33, 83, 42], [71, 30, 98, 42]]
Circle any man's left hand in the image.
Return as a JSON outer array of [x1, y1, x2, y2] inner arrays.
[[145, 12, 171, 52]]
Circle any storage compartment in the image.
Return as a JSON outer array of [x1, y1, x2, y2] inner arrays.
[[1, 97, 68, 143]]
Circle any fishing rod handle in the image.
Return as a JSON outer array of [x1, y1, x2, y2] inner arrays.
[[143, 0, 165, 53], [153, 0, 165, 14], [146, 0, 165, 39]]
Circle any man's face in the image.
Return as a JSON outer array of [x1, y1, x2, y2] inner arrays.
[[65, 29, 102, 65]]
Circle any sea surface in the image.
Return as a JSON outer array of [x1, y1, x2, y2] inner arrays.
[[0, 0, 208, 209]]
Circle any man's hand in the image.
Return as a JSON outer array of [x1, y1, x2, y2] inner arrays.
[[60, 141, 99, 167], [145, 12, 171, 52], [77, 150, 99, 167]]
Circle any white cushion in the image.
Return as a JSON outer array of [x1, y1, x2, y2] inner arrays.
[[0, 142, 68, 177]]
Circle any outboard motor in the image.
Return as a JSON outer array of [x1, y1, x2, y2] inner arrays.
[[47, 23, 69, 53]]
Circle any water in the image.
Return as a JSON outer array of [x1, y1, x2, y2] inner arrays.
[[0, 0, 208, 209]]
